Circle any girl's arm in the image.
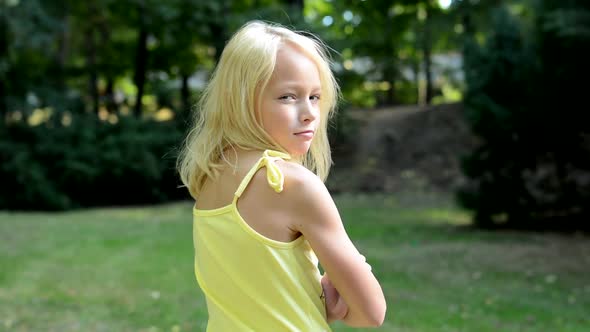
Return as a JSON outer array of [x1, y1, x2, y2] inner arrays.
[[282, 165, 387, 327], [322, 255, 373, 322], [321, 273, 348, 322]]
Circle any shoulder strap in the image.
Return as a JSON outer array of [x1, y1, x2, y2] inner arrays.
[[233, 150, 291, 203]]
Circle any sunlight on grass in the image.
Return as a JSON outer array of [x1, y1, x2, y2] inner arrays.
[[1, 194, 589, 332], [421, 208, 472, 225]]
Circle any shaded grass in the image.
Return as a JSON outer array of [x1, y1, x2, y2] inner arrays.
[[1, 192, 589, 331]]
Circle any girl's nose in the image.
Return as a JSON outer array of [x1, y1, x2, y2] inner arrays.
[[300, 99, 318, 122]]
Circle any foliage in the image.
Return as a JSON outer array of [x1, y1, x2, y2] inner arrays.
[[0, 0, 463, 115], [4, 0, 589, 223], [457, 1, 590, 230], [0, 116, 187, 210], [306, 0, 459, 106]]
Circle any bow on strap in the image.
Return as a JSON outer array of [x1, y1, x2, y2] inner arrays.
[[234, 150, 291, 198], [261, 150, 291, 193]]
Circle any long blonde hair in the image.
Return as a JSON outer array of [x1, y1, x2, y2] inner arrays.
[[177, 20, 340, 199]]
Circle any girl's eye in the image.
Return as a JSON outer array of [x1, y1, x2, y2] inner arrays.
[[279, 95, 296, 101], [310, 95, 321, 102]]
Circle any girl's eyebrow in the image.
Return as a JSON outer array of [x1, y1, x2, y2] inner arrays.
[[275, 82, 322, 91]]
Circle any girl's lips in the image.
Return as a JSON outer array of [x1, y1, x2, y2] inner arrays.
[[294, 131, 314, 139]]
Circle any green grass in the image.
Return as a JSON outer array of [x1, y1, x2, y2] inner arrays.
[[1, 192, 589, 331]]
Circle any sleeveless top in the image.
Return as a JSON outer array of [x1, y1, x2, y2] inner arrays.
[[192, 150, 331, 331]]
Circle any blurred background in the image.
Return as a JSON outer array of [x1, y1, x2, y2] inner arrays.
[[1, 0, 589, 331]]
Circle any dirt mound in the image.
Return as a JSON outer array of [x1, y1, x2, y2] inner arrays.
[[328, 103, 478, 193]]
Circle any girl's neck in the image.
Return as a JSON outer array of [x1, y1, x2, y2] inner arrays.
[[222, 146, 303, 165]]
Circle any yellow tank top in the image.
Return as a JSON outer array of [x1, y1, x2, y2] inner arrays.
[[192, 150, 331, 331]]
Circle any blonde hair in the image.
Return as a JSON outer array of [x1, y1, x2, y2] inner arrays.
[[177, 20, 340, 199]]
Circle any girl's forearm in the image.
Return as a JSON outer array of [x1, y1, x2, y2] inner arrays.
[[321, 274, 349, 322]]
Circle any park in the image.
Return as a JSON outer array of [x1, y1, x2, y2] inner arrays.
[[1, 0, 589, 331]]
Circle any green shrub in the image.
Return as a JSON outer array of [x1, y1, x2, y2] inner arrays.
[[457, 3, 590, 230], [0, 114, 188, 211]]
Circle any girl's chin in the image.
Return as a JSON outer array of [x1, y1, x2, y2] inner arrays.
[[286, 146, 311, 158]]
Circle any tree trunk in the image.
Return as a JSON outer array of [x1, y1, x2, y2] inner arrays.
[[286, 0, 304, 11], [96, 10, 114, 114], [211, 27, 224, 63], [423, 6, 434, 105], [133, 2, 148, 117], [381, 61, 396, 106], [181, 74, 190, 114], [411, 55, 420, 104], [105, 77, 116, 113], [0, 12, 7, 119], [56, 14, 70, 93], [85, 28, 99, 114], [462, 9, 474, 38], [383, 11, 396, 106], [386, 76, 395, 105]]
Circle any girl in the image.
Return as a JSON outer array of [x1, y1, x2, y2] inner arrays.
[[177, 20, 386, 331]]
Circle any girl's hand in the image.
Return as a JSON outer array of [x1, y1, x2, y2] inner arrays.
[[321, 255, 371, 323], [321, 273, 349, 322]]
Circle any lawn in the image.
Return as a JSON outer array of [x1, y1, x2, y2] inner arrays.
[[1, 191, 588, 332]]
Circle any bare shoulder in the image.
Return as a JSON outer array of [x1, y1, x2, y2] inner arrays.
[[246, 160, 328, 208], [235, 156, 311, 242], [278, 160, 331, 202], [276, 160, 338, 229], [241, 158, 337, 235]]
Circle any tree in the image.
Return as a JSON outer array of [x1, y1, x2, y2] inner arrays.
[[0, 3, 8, 118], [457, 0, 590, 230], [1, 0, 65, 121]]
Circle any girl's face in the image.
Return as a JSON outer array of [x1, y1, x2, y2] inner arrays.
[[259, 43, 321, 157]]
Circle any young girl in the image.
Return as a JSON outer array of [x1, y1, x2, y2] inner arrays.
[[177, 20, 386, 331]]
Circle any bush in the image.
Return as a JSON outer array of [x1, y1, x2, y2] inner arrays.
[[457, 3, 590, 230], [0, 114, 188, 211]]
